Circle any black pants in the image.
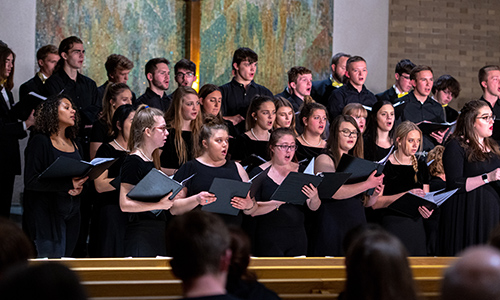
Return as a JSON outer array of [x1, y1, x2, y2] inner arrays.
[[0, 172, 15, 218]]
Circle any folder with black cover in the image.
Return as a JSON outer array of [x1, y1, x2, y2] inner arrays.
[[316, 172, 352, 199], [388, 188, 458, 219], [11, 92, 46, 121], [38, 156, 117, 181], [240, 154, 267, 170], [336, 154, 385, 184], [202, 178, 251, 216], [270, 172, 323, 205], [127, 169, 195, 202], [417, 120, 456, 135]]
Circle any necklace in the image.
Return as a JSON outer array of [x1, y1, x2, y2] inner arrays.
[[393, 151, 408, 165], [138, 148, 152, 162], [113, 139, 129, 153], [250, 128, 270, 141], [301, 134, 322, 147]]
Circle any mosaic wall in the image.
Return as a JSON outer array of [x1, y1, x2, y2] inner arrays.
[[36, 0, 333, 95], [36, 0, 186, 95], [199, 0, 333, 93]]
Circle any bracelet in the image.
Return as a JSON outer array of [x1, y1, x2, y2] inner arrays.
[[244, 200, 256, 211]]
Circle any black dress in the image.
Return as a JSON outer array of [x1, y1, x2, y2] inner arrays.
[[173, 159, 244, 226], [23, 134, 82, 258], [90, 119, 112, 144], [160, 130, 194, 170], [439, 138, 500, 255], [363, 137, 391, 162], [379, 160, 429, 256], [252, 175, 308, 257], [90, 143, 128, 257], [120, 154, 169, 257], [295, 142, 324, 164], [307, 154, 367, 257], [229, 133, 270, 162], [425, 176, 446, 256]]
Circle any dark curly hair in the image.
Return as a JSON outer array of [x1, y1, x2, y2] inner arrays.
[[34, 94, 79, 139]]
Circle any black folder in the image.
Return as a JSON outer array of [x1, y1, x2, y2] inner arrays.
[[240, 154, 267, 170], [38, 156, 117, 181], [336, 154, 385, 184], [317, 172, 352, 199], [388, 189, 458, 219], [11, 92, 46, 121], [417, 121, 456, 135], [127, 169, 191, 202], [270, 172, 323, 205], [202, 178, 251, 216]]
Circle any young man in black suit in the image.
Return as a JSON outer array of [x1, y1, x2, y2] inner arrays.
[[220, 47, 273, 135], [136, 57, 172, 112], [478, 65, 500, 143], [376, 59, 415, 104], [19, 45, 59, 104], [311, 52, 350, 106]]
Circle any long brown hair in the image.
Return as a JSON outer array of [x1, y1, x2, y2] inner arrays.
[[0, 46, 15, 91], [199, 84, 224, 122], [452, 99, 500, 162], [273, 97, 297, 134], [100, 82, 132, 136], [394, 121, 422, 182], [245, 95, 275, 131], [325, 115, 363, 167], [128, 105, 164, 168], [164, 86, 203, 165]]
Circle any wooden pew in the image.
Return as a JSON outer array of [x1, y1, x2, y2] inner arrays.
[[30, 257, 455, 300]]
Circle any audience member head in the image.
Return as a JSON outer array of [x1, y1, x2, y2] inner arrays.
[[174, 58, 197, 87], [365, 100, 395, 144], [36, 45, 59, 78], [128, 104, 166, 152], [273, 97, 296, 131], [478, 65, 500, 99], [0, 263, 87, 300], [0, 45, 15, 91], [232, 47, 258, 83], [245, 95, 276, 131], [227, 226, 256, 282], [166, 211, 232, 295], [104, 54, 134, 84], [0, 218, 34, 277], [410, 65, 434, 99], [195, 116, 228, 159], [164, 86, 202, 165], [342, 223, 384, 255], [298, 102, 328, 138], [344, 229, 418, 300], [199, 83, 223, 120], [330, 52, 351, 83], [101, 82, 133, 135], [442, 246, 500, 300], [288, 66, 312, 99], [144, 57, 170, 93], [453, 99, 499, 162], [326, 115, 363, 167], [34, 94, 79, 139], [427, 145, 445, 178], [342, 103, 368, 133], [57, 36, 84, 71], [432, 74, 461, 106], [345, 56, 367, 89], [394, 59, 416, 93], [111, 104, 135, 142]]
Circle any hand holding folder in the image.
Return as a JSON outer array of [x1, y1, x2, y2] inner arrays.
[[38, 156, 117, 181], [202, 178, 251, 216], [388, 188, 458, 219], [127, 169, 195, 202]]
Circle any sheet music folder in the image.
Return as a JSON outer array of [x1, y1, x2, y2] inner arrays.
[[202, 178, 251, 216], [317, 172, 352, 199], [127, 169, 187, 202], [388, 188, 458, 219], [270, 172, 323, 205], [417, 121, 456, 135], [38, 156, 117, 181], [336, 154, 384, 184]]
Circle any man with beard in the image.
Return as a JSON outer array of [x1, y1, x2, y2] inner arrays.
[[311, 52, 351, 106], [136, 57, 172, 112]]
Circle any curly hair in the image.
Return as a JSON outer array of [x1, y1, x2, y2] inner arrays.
[[34, 94, 79, 139]]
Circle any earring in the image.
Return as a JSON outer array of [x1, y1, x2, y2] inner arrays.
[[255, 118, 257, 121]]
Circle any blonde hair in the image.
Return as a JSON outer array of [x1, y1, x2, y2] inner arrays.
[[427, 145, 445, 177], [343, 103, 368, 119], [164, 86, 203, 165], [394, 121, 422, 182]]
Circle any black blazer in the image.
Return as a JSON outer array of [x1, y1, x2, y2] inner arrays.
[[0, 89, 27, 174]]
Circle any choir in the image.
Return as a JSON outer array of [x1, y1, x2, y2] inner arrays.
[[2, 37, 500, 258]]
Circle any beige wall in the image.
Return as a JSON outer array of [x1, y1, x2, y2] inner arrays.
[[387, 0, 500, 110]]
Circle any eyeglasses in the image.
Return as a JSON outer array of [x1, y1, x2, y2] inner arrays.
[[339, 129, 359, 138], [175, 72, 194, 79], [476, 115, 496, 122], [275, 144, 298, 151], [153, 126, 168, 132]]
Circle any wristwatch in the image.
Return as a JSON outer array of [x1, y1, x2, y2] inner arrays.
[[482, 173, 489, 184]]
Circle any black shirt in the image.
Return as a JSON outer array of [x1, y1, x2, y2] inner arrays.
[[44, 68, 100, 127], [220, 78, 273, 117], [275, 87, 291, 99], [136, 87, 172, 112], [480, 96, 500, 143], [160, 130, 194, 169], [311, 77, 340, 107], [327, 82, 377, 121], [376, 86, 399, 104], [287, 93, 303, 112], [90, 119, 112, 143], [399, 91, 445, 152]]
